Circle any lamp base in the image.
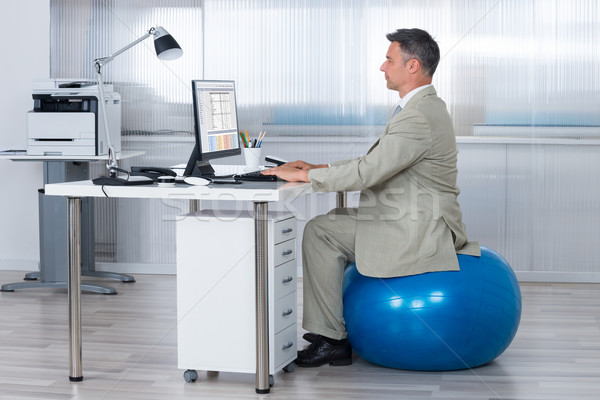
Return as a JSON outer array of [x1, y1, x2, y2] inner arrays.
[[92, 175, 154, 186]]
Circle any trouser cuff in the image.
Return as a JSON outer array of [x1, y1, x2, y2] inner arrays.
[[303, 321, 347, 340]]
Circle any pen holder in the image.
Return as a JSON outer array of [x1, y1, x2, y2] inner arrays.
[[243, 147, 262, 171]]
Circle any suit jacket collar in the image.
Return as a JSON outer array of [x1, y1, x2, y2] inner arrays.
[[403, 85, 437, 111], [369, 85, 438, 153]]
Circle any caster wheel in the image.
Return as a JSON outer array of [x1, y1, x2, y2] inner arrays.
[[183, 369, 198, 383], [269, 374, 274, 387], [283, 362, 296, 373]]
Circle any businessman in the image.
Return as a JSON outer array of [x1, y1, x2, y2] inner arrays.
[[263, 28, 479, 367]]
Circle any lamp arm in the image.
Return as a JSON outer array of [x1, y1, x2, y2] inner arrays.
[[95, 69, 118, 175], [93, 28, 155, 69], [92, 27, 157, 176]]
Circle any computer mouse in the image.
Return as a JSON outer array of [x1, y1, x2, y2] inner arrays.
[[183, 176, 211, 186]]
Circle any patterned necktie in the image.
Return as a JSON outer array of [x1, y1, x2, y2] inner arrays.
[[392, 105, 402, 117]]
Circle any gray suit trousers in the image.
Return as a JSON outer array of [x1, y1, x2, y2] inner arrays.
[[302, 208, 357, 340]]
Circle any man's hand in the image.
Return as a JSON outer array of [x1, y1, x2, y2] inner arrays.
[[261, 160, 328, 182], [284, 160, 326, 170]]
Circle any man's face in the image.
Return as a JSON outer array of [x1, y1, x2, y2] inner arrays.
[[380, 41, 410, 95]]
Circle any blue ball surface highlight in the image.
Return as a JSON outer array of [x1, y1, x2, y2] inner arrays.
[[342, 246, 521, 371]]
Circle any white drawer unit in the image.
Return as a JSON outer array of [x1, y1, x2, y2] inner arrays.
[[176, 210, 298, 383]]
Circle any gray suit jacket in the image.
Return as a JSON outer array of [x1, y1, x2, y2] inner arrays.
[[308, 86, 480, 278]]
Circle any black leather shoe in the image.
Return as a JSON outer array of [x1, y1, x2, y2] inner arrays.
[[296, 335, 352, 367], [302, 332, 318, 343]]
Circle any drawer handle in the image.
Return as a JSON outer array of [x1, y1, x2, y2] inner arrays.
[[282, 249, 293, 256], [281, 228, 294, 234], [282, 276, 294, 284], [282, 308, 293, 317], [281, 341, 294, 350]]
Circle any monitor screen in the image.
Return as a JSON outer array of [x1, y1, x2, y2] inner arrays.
[[184, 80, 241, 177]]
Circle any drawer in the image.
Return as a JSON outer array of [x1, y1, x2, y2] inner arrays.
[[274, 239, 296, 266], [273, 291, 297, 333], [273, 323, 297, 370], [274, 259, 297, 300], [274, 218, 296, 244]]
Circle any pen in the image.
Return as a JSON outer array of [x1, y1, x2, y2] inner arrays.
[[257, 130, 267, 148], [255, 131, 262, 148], [239, 131, 248, 147]]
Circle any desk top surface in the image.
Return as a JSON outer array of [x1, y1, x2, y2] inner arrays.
[[0, 151, 144, 162], [44, 179, 312, 202]]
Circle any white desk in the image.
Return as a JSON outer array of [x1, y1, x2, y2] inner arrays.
[[44, 177, 311, 394]]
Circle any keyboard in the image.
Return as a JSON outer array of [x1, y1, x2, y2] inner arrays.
[[234, 170, 279, 181]]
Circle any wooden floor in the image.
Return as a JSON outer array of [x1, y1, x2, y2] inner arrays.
[[1, 270, 599, 400]]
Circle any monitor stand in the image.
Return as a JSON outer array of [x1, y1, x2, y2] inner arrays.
[[183, 146, 238, 179], [184, 146, 229, 178], [184, 146, 214, 178], [192, 160, 216, 177]]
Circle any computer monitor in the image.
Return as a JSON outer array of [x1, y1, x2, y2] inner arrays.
[[184, 80, 241, 177]]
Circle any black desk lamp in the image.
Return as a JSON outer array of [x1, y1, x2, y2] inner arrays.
[[92, 26, 183, 186]]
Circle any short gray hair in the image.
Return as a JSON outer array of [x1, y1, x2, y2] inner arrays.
[[386, 28, 440, 77]]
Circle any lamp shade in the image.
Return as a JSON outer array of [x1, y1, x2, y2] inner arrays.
[[153, 26, 183, 60]]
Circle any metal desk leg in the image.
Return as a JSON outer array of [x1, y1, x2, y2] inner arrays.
[[254, 202, 270, 394], [67, 197, 83, 382], [336, 191, 347, 209], [189, 199, 200, 213]]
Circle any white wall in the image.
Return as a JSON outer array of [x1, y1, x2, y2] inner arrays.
[[456, 138, 600, 282], [0, 1, 50, 270]]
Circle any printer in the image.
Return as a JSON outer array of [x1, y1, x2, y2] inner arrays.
[[27, 79, 121, 157]]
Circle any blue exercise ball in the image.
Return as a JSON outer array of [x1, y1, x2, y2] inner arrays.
[[342, 246, 521, 371]]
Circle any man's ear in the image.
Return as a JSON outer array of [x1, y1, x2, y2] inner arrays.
[[408, 58, 421, 74]]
